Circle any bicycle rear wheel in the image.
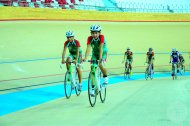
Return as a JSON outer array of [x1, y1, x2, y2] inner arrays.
[[74, 71, 81, 96], [150, 70, 154, 80], [124, 68, 127, 79], [88, 72, 97, 107], [127, 69, 131, 79], [100, 83, 106, 103], [64, 71, 72, 99], [99, 72, 106, 103]]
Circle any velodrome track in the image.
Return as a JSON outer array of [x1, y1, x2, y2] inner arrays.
[[0, 73, 190, 126], [0, 21, 190, 126]]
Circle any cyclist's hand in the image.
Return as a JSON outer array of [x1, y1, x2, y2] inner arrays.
[[72, 60, 76, 64], [62, 60, 65, 64], [82, 58, 86, 62], [98, 59, 102, 64]]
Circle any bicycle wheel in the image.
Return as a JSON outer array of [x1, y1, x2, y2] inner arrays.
[[150, 70, 154, 80], [100, 83, 106, 103], [64, 71, 72, 99], [88, 72, 97, 107], [127, 69, 131, 79], [99, 72, 106, 103], [180, 65, 185, 75], [175, 75, 177, 80], [74, 71, 81, 96], [124, 68, 127, 79], [145, 70, 148, 80], [183, 65, 186, 72]]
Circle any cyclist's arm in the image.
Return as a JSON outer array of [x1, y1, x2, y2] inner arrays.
[[99, 43, 103, 60], [84, 44, 91, 60], [62, 46, 67, 63], [170, 55, 172, 63], [75, 47, 79, 62], [122, 52, 126, 63], [146, 54, 148, 63]]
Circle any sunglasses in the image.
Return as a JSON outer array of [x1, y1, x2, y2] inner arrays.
[[67, 36, 73, 39]]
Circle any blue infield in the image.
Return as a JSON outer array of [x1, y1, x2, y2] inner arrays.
[[0, 72, 190, 116]]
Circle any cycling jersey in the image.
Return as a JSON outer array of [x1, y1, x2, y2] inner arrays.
[[125, 51, 133, 62], [64, 39, 82, 55], [171, 51, 179, 63], [147, 52, 154, 60], [87, 34, 108, 60]]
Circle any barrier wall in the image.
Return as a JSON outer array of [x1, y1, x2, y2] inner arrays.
[[1, 7, 190, 21]]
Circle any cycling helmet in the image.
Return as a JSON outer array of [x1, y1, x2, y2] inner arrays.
[[66, 31, 74, 37], [149, 48, 153, 51], [172, 48, 176, 52], [127, 47, 130, 50], [90, 24, 101, 32]]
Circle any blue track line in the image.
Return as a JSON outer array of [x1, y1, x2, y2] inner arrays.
[[0, 72, 190, 116]]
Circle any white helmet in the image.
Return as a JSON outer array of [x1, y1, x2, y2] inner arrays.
[[172, 48, 176, 52], [90, 25, 101, 32], [66, 31, 74, 37]]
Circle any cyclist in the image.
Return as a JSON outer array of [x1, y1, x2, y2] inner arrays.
[[62, 31, 82, 91], [122, 47, 133, 75], [170, 48, 180, 75], [146, 48, 155, 71], [179, 52, 185, 70], [83, 24, 108, 95]]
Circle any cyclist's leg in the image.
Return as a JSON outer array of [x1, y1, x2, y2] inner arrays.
[[125, 61, 128, 71], [181, 61, 185, 70], [76, 56, 82, 90], [151, 59, 154, 71], [66, 55, 73, 71], [98, 51, 108, 84], [171, 61, 176, 76], [129, 60, 133, 75], [91, 55, 98, 88], [176, 61, 180, 73], [129, 59, 132, 70], [147, 60, 151, 71]]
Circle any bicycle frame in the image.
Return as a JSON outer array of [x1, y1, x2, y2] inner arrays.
[[61, 62, 81, 99], [145, 61, 154, 80], [124, 61, 131, 79], [67, 62, 77, 84], [89, 61, 101, 92], [172, 63, 177, 80], [87, 60, 106, 107]]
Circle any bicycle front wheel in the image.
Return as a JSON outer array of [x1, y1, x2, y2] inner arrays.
[[124, 67, 127, 79], [180, 66, 185, 75], [88, 72, 97, 107], [64, 71, 72, 99], [74, 71, 81, 96], [145, 71, 148, 80]]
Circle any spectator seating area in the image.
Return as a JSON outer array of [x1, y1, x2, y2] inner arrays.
[[0, 0, 190, 13], [0, 0, 104, 10], [113, 0, 190, 13]]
